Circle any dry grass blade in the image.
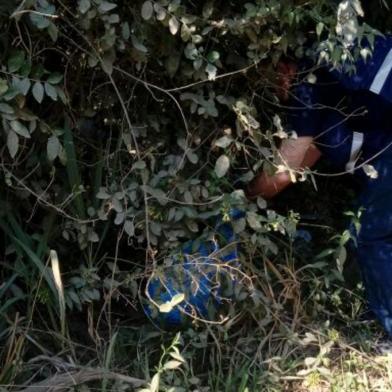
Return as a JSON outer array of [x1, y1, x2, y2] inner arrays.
[[50, 250, 66, 338], [14, 368, 146, 392]]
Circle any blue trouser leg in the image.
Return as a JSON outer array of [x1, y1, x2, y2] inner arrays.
[[356, 150, 392, 336], [358, 242, 392, 334]]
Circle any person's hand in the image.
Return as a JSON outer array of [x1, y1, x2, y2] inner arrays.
[[246, 139, 321, 200], [246, 170, 293, 200]]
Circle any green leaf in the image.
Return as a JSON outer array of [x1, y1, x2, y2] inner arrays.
[[163, 360, 183, 370], [131, 35, 148, 53], [246, 211, 262, 231], [10, 120, 30, 138], [150, 222, 161, 236], [169, 16, 180, 35], [207, 50, 220, 63], [13, 77, 31, 96], [56, 87, 68, 104], [124, 220, 135, 236], [29, 119, 37, 133], [316, 22, 324, 37], [169, 351, 186, 363], [159, 293, 185, 313], [143, 185, 168, 205], [122, 22, 130, 39], [193, 58, 203, 70], [47, 73, 63, 84], [8, 52, 25, 73], [360, 47, 372, 61], [257, 197, 267, 209], [150, 374, 160, 392], [30, 12, 50, 29], [203, 1, 214, 18], [352, 0, 364, 16], [78, 0, 91, 13], [2, 87, 19, 101], [133, 160, 146, 170], [168, 0, 181, 12], [184, 43, 198, 60], [101, 51, 114, 75], [19, 61, 32, 77], [233, 217, 246, 233], [154, 3, 166, 20], [141, 1, 154, 20], [48, 22, 58, 42], [47, 135, 61, 161], [98, 1, 117, 13], [7, 130, 19, 158], [0, 79, 9, 95], [363, 164, 378, 179], [186, 150, 198, 164], [304, 357, 318, 367], [114, 212, 125, 225], [96, 187, 111, 199], [0, 103, 14, 114], [108, 14, 119, 23], [214, 154, 230, 178], [165, 53, 180, 76], [214, 135, 233, 148], [45, 82, 58, 100], [315, 248, 335, 260], [206, 63, 217, 80], [32, 82, 44, 103], [88, 56, 99, 68]]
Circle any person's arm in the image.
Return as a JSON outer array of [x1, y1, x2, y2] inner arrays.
[[246, 137, 321, 199], [246, 59, 324, 200]]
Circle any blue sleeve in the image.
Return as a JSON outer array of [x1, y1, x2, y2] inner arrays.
[[315, 111, 353, 169], [330, 35, 392, 104], [288, 82, 323, 137]]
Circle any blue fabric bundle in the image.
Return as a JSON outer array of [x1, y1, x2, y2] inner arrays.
[[143, 210, 243, 329]]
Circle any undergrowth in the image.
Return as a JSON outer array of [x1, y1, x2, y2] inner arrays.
[[1, 190, 391, 391]]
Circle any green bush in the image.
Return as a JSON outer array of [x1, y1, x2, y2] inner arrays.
[[0, 0, 333, 308]]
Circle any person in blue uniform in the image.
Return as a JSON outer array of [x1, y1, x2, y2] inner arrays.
[[247, 35, 392, 337]]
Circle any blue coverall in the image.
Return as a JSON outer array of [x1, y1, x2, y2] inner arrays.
[[291, 35, 392, 336]]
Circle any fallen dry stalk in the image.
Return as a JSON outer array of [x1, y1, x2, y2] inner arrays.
[[15, 368, 146, 392]]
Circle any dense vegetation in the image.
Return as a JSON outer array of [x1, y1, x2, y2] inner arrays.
[[1, 0, 392, 391]]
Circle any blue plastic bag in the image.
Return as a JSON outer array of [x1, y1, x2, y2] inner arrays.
[[142, 210, 244, 329]]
